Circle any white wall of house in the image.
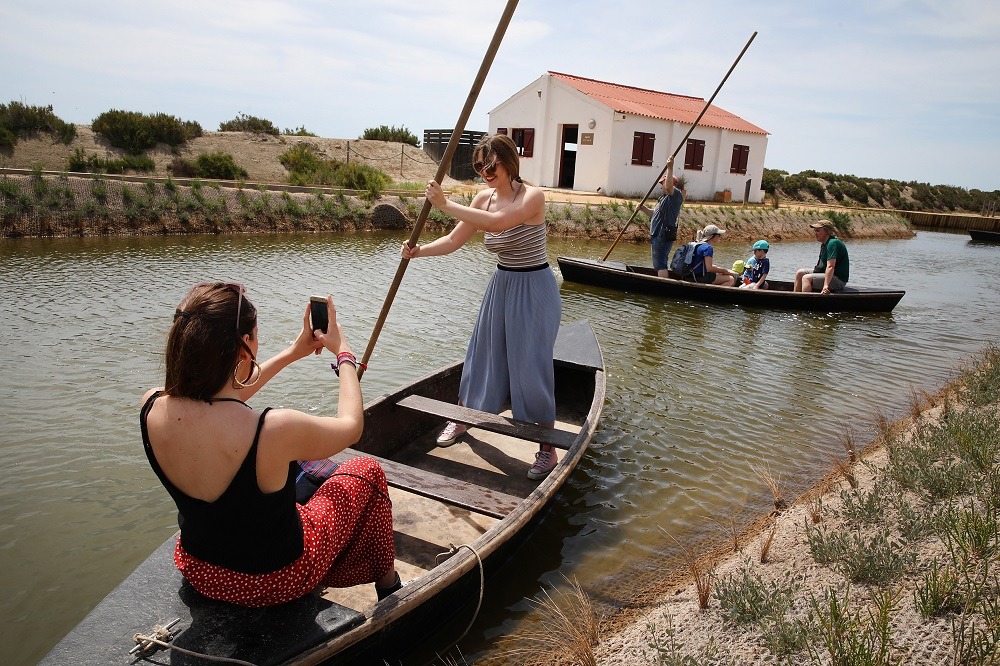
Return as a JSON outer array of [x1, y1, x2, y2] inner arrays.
[[489, 73, 769, 203]]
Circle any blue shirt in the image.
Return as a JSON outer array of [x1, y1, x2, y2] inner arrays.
[[691, 243, 714, 276], [744, 256, 770, 284], [649, 190, 684, 239]]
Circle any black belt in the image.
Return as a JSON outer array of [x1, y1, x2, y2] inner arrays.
[[497, 263, 549, 272]]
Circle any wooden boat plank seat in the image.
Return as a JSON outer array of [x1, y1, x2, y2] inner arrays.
[[329, 448, 523, 519], [394, 394, 579, 450]]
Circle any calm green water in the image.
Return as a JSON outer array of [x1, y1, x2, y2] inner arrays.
[[0, 229, 996, 664]]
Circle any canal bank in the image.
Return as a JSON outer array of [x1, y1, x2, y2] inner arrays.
[[1, 170, 914, 244]]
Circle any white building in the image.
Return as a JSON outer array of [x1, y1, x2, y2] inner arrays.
[[488, 71, 770, 203]]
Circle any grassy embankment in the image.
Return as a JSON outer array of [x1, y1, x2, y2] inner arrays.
[[0, 170, 913, 242], [484, 344, 1000, 666]]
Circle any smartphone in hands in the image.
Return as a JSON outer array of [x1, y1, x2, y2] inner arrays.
[[309, 296, 329, 334]]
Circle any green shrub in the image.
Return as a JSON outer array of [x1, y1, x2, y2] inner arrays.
[[823, 209, 852, 235], [279, 144, 390, 197], [169, 157, 199, 178], [0, 101, 77, 148], [279, 144, 325, 175], [195, 152, 249, 180], [361, 124, 420, 147], [92, 109, 201, 153], [219, 113, 279, 135], [68, 148, 155, 174], [283, 126, 317, 136], [836, 530, 916, 585], [713, 563, 799, 627], [809, 586, 898, 666]]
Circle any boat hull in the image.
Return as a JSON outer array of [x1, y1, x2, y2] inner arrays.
[[557, 256, 905, 313], [969, 228, 1000, 243]]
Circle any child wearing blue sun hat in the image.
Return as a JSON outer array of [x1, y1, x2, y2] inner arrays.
[[740, 240, 770, 289]]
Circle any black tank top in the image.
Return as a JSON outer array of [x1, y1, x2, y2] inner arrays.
[[140, 392, 303, 574]]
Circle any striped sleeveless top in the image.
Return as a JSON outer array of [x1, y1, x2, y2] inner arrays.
[[482, 185, 548, 268]]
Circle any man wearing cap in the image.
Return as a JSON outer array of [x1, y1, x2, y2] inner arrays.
[[639, 156, 683, 277], [794, 220, 849, 293]]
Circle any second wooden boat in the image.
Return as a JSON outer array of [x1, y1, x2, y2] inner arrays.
[[969, 228, 1000, 243], [557, 256, 905, 313]]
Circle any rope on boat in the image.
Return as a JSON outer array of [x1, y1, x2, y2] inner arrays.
[[435, 542, 485, 649], [131, 620, 258, 666]]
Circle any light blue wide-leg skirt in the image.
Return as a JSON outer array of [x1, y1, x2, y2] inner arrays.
[[459, 267, 562, 424]]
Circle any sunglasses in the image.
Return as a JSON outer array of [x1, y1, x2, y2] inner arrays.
[[472, 159, 498, 177]]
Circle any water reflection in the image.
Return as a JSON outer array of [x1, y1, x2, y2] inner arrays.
[[0, 230, 997, 665]]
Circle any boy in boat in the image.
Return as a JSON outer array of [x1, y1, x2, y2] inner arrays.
[[739, 240, 770, 289]]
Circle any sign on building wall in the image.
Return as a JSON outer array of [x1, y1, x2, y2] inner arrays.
[[580, 133, 594, 146]]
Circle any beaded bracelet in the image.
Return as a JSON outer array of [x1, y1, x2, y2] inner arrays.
[[331, 352, 366, 376]]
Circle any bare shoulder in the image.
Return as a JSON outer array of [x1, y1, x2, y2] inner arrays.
[[520, 185, 546, 217], [140, 387, 163, 409], [471, 188, 494, 209]]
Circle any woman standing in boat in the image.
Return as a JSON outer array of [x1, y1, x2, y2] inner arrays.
[[401, 134, 562, 480], [140, 283, 401, 606]]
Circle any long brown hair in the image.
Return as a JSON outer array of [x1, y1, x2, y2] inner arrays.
[[474, 134, 522, 184], [164, 283, 256, 400]]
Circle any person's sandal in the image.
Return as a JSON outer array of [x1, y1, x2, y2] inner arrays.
[[375, 571, 404, 601]]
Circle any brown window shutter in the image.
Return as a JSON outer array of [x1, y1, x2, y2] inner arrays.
[[523, 128, 535, 157], [497, 128, 508, 135], [730, 145, 741, 173], [642, 133, 655, 166], [694, 140, 705, 170], [632, 132, 643, 164], [740, 146, 749, 173]]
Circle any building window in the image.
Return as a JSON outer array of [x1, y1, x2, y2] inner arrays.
[[684, 139, 705, 171], [730, 144, 749, 175], [503, 128, 534, 158], [631, 132, 655, 166]]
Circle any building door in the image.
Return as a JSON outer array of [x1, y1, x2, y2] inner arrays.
[[558, 125, 578, 189]]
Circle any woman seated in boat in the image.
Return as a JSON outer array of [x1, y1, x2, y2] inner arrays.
[[140, 283, 401, 607], [687, 224, 738, 286], [401, 133, 563, 481]]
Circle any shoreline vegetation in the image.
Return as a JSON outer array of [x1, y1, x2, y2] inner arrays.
[[483, 344, 1000, 666], [0, 169, 915, 244]]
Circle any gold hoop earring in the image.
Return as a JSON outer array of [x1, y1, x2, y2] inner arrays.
[[232, 358, 262, 389]]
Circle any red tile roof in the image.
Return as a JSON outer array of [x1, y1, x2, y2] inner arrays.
[[549, 71, 768, 136]]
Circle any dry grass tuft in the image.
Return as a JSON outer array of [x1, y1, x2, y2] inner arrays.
[[908, 386, 936, 421], [759, 520, 779, 563], [866, 403, 896, 443], [808, 496, 824, 523], [659, 527, 714, 610], [832, 456, 858, 489], [750, 461, 787, 510], [493, 575, 599, 666], [839, 423, 858, 463]]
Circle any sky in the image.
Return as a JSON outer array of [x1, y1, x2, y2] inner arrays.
[[2, 0, 998, 191]]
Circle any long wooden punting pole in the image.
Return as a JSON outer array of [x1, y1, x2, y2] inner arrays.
[[600, 31, 758, 263], [358, 0, 519, 378]]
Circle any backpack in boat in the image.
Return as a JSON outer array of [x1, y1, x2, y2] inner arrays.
[[669, 242, 704, 278]]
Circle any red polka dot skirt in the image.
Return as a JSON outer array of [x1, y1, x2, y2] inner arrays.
[[175, 456, 395, 607]]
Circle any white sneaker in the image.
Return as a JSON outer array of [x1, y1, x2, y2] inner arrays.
[[527, 449, 558, 480], [436, 421, 468, 447]]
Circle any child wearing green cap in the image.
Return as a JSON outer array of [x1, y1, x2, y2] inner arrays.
[[740, 240, 770, 289]]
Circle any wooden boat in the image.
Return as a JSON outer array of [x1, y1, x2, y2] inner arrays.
[[557, 256, 905, 313], [968, 228, 1000, 243], [41, 320, 605, 666]]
